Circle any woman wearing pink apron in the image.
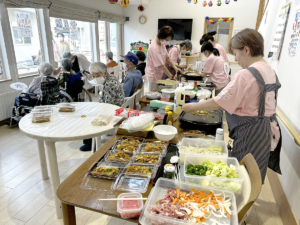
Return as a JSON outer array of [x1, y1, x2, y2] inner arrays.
[[166, 40, 193, 76], [183, 29, 282, 184], [145, 26, 180, 91]]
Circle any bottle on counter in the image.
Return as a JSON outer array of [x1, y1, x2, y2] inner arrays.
[[216, 128, 224, 141], [167, 111, 173, 126], [177, 70, 181, 82], [163, 106, 170, 125], [163, 164, 175, 179], [193, 81, 198, 90], [174, 83, 186, 114]]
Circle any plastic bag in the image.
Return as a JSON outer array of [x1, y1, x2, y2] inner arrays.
[[120, 113, 155, 132]]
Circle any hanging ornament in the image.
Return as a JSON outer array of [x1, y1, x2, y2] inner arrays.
[[225, 0, 230, 4], [138, 47, 143, 50], [208, 0, 213, 7], [138, 4, 144, 12], [194, 0, 198, 4], [217, 0, 221, 6], [187, 0, 192, 3], [108, 0, 118, 4], [120, 0, 129, 7], [203, 1, 207, 7]]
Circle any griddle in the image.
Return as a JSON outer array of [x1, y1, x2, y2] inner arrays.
[[184, 72, 203, 81], [179, 110, 223, 135]]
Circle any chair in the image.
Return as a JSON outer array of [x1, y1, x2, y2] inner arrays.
[[238, 153, 262, 224], [107, 64, 123, 80], [121, 94, 135, 109], [132, 83, 144, 110]]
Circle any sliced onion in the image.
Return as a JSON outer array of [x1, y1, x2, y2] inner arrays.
[[180, 208, 191, 215]]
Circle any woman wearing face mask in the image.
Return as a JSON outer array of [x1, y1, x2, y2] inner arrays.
[[166, 40, 192, 76], [145, 26, 180, 91], [182, 29, 282, 184], [80, 62, 125, 151], [57, 33, 70, 59], [197, 42, 230, 95]]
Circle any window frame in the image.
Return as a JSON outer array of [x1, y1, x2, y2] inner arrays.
[[203, 17, 234, 53]]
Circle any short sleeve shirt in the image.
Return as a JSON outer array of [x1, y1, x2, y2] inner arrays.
[[168, 46, 180, 65], [203, 54, 229, 90], [214, 43, 229, 64], [145, 39, 169, 83]]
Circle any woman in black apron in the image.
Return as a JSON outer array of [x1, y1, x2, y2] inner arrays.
[[182, 28, 282, 184]]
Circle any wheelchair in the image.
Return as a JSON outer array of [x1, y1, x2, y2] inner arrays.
[[57, 71, 92, 102]]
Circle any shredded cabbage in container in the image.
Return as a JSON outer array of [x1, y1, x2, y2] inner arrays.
[[178, 141, 225, 156]]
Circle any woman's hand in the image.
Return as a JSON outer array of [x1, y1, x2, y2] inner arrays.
[[182, 65, 188, 69], [175, 67, 182, 74], [182, 103, 195, 113]]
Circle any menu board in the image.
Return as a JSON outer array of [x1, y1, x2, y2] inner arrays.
[[288, 9, 300, 56], [16, 12, 33, 37], [268, 2, 291, 60]]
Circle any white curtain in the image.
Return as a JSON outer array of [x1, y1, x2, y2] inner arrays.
[[99, 12, 125, 24], [49, 0, 99, 23], [3, 0, 50, 8]]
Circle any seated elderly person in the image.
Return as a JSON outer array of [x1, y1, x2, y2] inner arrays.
[[105, 51, 118, 69], [122, 52, 143, 97], [11, 63, 53, 123], [80, 62, 125, 151]]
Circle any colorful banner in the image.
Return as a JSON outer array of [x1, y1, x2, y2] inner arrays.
[[55, 18, 63, 30], [63, 19, 69, 29], [69, 20, 78, 40], [205, 17, 234, 24], [288, 9, 300, 57], [15, 12, 33, 37]]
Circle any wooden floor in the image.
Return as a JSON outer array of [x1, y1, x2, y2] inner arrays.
[[0, 90, 283, 225]]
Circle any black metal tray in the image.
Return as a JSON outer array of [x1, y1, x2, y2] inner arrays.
[[184, 72, 204, 81], [179, 110, 223, 135]]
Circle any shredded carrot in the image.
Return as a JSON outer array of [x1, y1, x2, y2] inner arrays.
[[200, 217, 205, 222], [191, 188, 198, 194], [176, 189, 180, 199], [195, 218, 202, 224], [227, 212, 231, 218], [204, 210, 210, 215], [172, 198, 179, 205], [188, 209, 194, 216], [155, 201, 158, 205]]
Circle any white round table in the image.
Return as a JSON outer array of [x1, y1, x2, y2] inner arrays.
[[19, 102, 120, 219]]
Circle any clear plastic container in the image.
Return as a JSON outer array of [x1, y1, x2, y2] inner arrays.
[[140, 143, 167, 155], [104, 150, 134, 163], [124, 163, 156, 178], [182, 130, 206, 138], [141, 178, 238, 225], [57, 103, 76, 112], [132, 153, 162, 166], [119, 136, 144, 147], [117, 192, 144, 219], [113, 140, 141, 154], [88, 160, 126, 180], [179, 138, 228, 165], [32, 106, 53, 112], [184, 155, 244, 194], [113, 174, 150, 193], [91, 115, 114, 126], [160, 93, 170, 102], [31, 111, 52, 123]]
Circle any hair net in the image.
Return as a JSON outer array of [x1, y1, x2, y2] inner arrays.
[[39, 62, 53, 76], [89, 62, 107, 74], [61, 58, 72, 72], [105, 51, 114, 60], [63, 52, 73, 60]]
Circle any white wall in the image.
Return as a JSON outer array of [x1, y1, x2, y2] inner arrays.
[[259, 0, 300, 134], [123, 0, 260, 64]]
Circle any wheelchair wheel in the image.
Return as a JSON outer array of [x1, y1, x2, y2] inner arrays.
[[59, 90, 74, 103], [82, 88, 92, 102]]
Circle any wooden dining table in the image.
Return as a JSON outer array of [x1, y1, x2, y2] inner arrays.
[[57, 119, 185, 225]]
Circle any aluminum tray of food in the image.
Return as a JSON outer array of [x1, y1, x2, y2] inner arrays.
[[87, 160, 126, 180], [132, 153, 162, 166], [179, 110, 223, 135], [104, 150, 134, 163], [124, 163, 157, 178], [118, 136, 144, 146], [182, 130, 206, 138], [113, 140, 141, 154], [140, 143, 167, 155]]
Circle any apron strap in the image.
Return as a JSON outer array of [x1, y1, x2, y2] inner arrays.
[[247, 67, 266, 117]]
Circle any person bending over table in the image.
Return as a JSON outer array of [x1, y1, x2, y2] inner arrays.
[[182, 28, 282, 184], [80, 62, 125, 151], [197, 42, 230, 95], [145, 26, 180, 91], [122, 52, 143, 97]]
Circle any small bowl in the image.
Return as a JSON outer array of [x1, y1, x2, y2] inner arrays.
[[161, 89, 175, 99], [153, 125, 178, 141], [200, 83, 206, 87]]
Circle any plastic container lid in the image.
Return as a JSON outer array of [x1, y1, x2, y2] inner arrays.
[[164, 164, 175, 172], [117, 192, 144, 218], [170, 156, 179, 163]]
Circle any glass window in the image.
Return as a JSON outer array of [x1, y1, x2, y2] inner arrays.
[[98, 21, 107, 63], [7, 8, 43, 76], [217, 23, 231, 50], [0, 52, 3, 80], [50, 18, 93, 64], [110, 23, 118, 61]]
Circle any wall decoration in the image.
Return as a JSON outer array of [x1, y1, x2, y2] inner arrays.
[[130, 41, 149, 50], [206, 17, 234, 24], [203, 1, 207, 7], [69, 20, 78, 40], [63, 19, 69, 29], [55, 18, 63, 30], [225, 0, 230, 4], [187, 0, 192, 3], [268, 2, 290, 59], [208, 1, 213, 7], [288, 9, 300, 56], [10, 82, 28, 91], [139, 15, 147, 24], [194, 0, 198, 4], [108, 0, 118, 4], [16, 12, 33, 37], [217, 0, 222, 6], [120, 0, 129, 7], [138, 4, 144, 12]]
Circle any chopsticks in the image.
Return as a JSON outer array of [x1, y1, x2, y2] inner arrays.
[[98, 198, 148, 201]]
